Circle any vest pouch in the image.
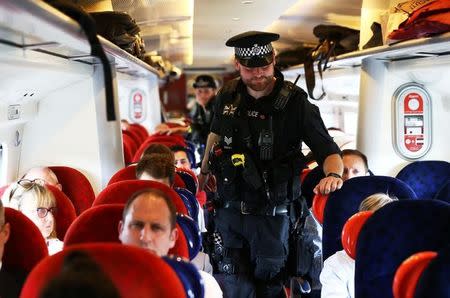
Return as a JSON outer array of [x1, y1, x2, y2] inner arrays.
[[216, 162, 240, 202]]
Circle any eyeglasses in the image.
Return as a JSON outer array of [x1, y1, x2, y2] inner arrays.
[[9, 178, 46, 201], [17, 178, 46, 188], [36, 207, 57, 218]]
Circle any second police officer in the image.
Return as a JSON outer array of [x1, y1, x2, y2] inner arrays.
[[198, 31, 344, 298]]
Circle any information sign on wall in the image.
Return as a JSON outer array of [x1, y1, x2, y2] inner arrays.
[[129, 89, 147, 123], [393, 83, 432, 160]]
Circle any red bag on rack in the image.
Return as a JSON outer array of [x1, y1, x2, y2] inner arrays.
[[388, 0, 450, 42]]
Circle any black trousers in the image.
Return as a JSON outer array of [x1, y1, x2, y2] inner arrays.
[[214, 207, 290, 298]]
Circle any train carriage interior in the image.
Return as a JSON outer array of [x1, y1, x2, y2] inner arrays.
[[0, 0, 449, 298]]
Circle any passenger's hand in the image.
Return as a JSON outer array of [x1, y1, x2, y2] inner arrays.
[[313, 176, 343, 195]]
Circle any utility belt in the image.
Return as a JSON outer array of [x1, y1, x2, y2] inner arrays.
[[223, 201, 289, 216]]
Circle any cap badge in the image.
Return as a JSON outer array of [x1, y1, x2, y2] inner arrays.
[[251, 44, 261, 55]]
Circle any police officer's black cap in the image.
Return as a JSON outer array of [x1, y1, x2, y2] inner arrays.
[[226, 31, 280, 68], [193, 75, 217, 89]]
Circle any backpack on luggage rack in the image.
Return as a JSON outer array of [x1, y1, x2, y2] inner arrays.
[[304, 25, 359, 100], [90, 11, 145, 59]]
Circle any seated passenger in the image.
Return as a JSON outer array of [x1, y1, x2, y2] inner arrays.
[[136, 155, 211, 273], [22, 167, 62, 191], [341, 149, 370, 181], [136, 154, 175, 186], [171, 145, 193, 170], [40, 251, 120, 298], [319, 193, 398, 298], [118, 189, 222, 297], [141, 143, 175, 163], [304, 148, 371, 296], [2, 180, 63, 255], [171, 145, 207, 228], [0, 199, 26, 298]]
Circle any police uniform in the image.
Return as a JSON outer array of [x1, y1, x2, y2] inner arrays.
[[208, 31, 340, 298], [190, 75, 217, 148]]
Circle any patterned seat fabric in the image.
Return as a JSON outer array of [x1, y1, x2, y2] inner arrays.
[[322, 175, 417, 260], [396, 160, 450, 199], [355, 200, 450, 298]]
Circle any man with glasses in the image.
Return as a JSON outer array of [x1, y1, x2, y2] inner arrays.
[[0, 199, 26, 298]]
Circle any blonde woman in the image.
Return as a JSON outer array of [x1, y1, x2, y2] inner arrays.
[[2, 179, 63, 255]]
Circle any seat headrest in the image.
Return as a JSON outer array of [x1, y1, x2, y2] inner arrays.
[[355, 200, 450, 298], [163, 255, 204, 298], [169, 223, 190, 259], [49, 166, 95, 215], [393, 251, 437, 298], [311, 193, 329, 225], [176, 214, 201, 260], [132, 136, 186, 163], [414, 247, 450, 298], [64, 204, 124, 246], [433, 180, 450, 203], [341, 211, 373, 259], [175, 188, 199, 221], [3, 208, 48, 273], [47, 184, 77, 240], [323, 175, 417, 260], [175, 168, 198, 195], [107, 165, 137, 186], [93, 180, 188, 215], [21, 243, 186, 298], [396, 160, 450, 199]]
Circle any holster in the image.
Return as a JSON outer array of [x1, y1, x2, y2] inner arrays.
[[287, 197, 313, 277]]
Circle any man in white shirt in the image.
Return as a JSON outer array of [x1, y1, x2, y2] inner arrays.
[[118, 188, 222, 297]]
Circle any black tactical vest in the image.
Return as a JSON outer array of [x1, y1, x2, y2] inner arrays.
[[212, 78, 305, 206]]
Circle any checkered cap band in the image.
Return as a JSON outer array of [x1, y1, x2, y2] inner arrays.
[[235, 43, 273, 58]]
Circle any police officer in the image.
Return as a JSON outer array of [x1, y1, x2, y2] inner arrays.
[[190, 74, 217, 149], [198, 31, 344, 298]]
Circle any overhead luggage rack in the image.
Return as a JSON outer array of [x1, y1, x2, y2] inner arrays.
[[284, 32, 450, 75], [0, 0, 159, 78]]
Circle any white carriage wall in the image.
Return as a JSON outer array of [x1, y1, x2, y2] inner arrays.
[[118, 73, 161, 134], [358, 56, 450, 176], [16, 59, 123, 194]]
